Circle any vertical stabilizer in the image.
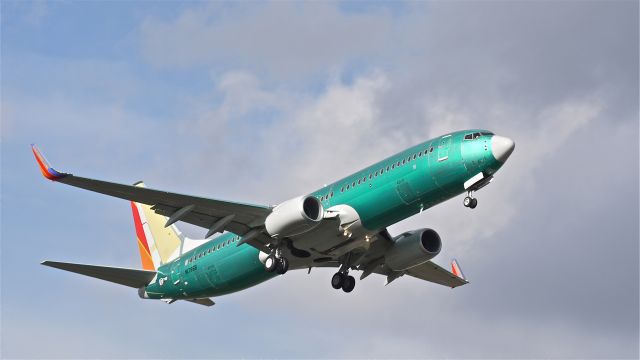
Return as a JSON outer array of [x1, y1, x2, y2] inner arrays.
[[130, 182, 182, 270]]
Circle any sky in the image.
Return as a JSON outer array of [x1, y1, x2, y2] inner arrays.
[[1, 1, 638, 359]]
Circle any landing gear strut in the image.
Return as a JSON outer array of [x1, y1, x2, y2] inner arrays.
[[264, 247, 289, 275], [463, 191, 478, 209]]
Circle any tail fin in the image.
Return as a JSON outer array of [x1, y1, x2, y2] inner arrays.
[[131, 182, 183, 270]]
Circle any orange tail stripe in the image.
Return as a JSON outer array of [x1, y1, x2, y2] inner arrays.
[[137, 239, 155, 270]]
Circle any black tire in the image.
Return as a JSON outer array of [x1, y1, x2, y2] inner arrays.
[[470, 198, 478, 209], [264, 255, 278, 272], [331, 272, 345, 289], [342, 275, 356, 293], [276, 257, 289, 275], [463, 196, 471, 207]]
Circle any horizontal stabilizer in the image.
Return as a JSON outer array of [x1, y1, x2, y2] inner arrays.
[[185, 298, 215, 307], [42, 261, 156, 288]]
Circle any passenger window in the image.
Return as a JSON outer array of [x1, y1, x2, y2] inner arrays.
[[363, 176, 366, 182], [341, 186, 344, 193], [330, 191, 334, 197], [402, 159, 406, 165], [346, 185, 350, 190], [352, 181, 356, 187], [430, 147, 434, 153], [217, 244, 221, 250], [392, 164, 395, 169], [227, 240, 231, 246], [374, 171, 378, 176], [413, 154, 417, 160], [358, 179, 361, 185], [386, 166, 390, 171]]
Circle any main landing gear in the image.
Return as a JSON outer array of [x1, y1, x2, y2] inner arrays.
[[331, 271, 356, 293], [463, 191, 478, 209], [264, 248, 289, 275]]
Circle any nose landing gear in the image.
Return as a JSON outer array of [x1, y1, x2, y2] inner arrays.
[[463, 191, 478, 209]]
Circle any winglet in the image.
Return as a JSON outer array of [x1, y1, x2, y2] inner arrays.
[[451, 258, 466, 280], [31, 144, 68, 181]]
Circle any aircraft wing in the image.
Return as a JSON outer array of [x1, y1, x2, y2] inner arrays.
[[370, 259, 468, 288], [404, 259, 468, 288], [32, 145, 273, 252]]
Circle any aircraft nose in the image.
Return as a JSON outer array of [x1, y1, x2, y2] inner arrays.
[[491, 135, 515, 162]]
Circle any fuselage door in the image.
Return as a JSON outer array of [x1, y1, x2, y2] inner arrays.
[[438, 135, 451, 161], [170, 259, 183, 292]]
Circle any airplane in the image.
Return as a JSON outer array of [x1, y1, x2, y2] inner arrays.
[[33, 129, 514, 307]]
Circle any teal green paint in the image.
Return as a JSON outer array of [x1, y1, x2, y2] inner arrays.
[[145, 232, 276, 299], [314, 130, 502, 230], [146, 130, 505, 300]]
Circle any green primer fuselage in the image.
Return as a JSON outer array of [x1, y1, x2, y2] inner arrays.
[[145, 130, 503, 300]]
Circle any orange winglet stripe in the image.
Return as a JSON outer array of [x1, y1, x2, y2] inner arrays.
[[451, 259, 465, 280], [31, 144, 66, 181]]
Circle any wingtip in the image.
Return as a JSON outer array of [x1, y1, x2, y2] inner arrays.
[[451, 258, 466, 280], [31, 144, 67, 181]]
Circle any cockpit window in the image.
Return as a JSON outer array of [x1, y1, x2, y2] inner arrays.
[[473, 132, 481, 139], [464, 133, 473, 140], [481, 131, 494, 136]]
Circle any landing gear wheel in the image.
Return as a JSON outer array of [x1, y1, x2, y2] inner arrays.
[[331, 272, 345, 289], [264, 255, 278, 273], [276, 257, 289, 275], [463, 196, 472, 207], [469, 198, 478, 209], [342, 275, 356, 293]]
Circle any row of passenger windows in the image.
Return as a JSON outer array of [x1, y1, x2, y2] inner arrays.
[[337, 146, 435, 194], [184, 235, 242, 265], [464, 132, 493, 140]]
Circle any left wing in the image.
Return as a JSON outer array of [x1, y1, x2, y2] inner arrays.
[[404, 259, 468, 288], [369, 258, 468, 288], [32, 145, 273, 251]]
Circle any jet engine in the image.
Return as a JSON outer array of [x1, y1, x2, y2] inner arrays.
[[385, 229, 442, 271], [265, 195, 324, 237]]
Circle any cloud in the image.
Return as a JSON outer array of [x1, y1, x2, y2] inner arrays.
[[138, 2, 396, 78]]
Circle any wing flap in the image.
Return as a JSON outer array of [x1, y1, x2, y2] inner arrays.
[[41, 261, 156, 288]]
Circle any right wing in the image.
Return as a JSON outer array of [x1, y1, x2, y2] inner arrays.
[[32, 145, 273, 251]]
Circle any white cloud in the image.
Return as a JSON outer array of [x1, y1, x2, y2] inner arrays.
[[138, 2, 396, 77]]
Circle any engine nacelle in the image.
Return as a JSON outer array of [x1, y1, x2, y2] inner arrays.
[[265, 195, 324, 237], [385, 228, 442, 271]]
